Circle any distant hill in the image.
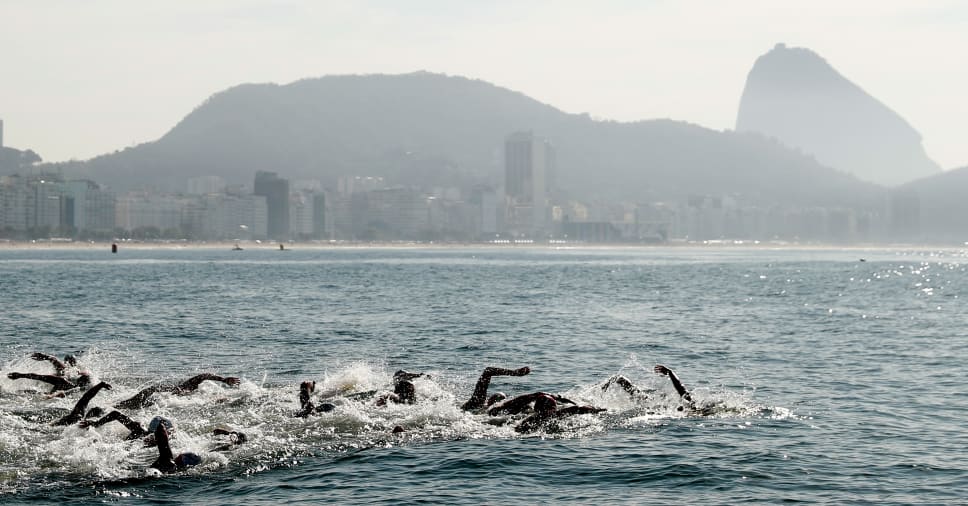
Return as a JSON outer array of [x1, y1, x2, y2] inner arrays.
[[0, 146, 42, 174], [736, 44, 940, 186], [56, 71, 882, 209], [900, 165, 968, 242]]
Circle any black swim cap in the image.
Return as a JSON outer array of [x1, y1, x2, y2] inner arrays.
[[76, 373, 92, 387], [534, 394, 557, 413], [175, 452, 202, 467], [486, 392, 508, 406]]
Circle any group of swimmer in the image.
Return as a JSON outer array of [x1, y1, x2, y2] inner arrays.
[[296, 363, 700, 433], [5, 352, 245, 473], [5, 351, 700, 474]]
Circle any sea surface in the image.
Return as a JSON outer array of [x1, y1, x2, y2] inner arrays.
[[0, 245, 965, 505]]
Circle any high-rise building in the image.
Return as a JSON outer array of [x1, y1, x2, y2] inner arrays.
[[0, 119, 4, 148], [469, 185, 499, 238], [504, 131, 554, 237], [312, 192, 327, 239], [254, 171, 290, 240], [65, 180, 116, 232], [289, 191, 314, 238]]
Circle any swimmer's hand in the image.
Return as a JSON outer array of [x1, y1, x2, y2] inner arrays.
[[223, 377, 241, 386], [654, 365, 672, 376]]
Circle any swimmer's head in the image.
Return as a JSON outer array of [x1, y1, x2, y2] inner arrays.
[[76, 372, 92, 388], [174, 452, 202, 468], [85, 407, 104, 419], [393, 370, 423, 384], [317, 402, 336, 413], [394, 381, 416, 404], [486, 392, 507, 406], [534, 394, 557, 414], [148, 416, 174, 433]]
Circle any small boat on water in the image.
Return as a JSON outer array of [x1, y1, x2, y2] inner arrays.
[[232, 244, 244, 251]]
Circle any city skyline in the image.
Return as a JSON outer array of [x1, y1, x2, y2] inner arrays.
[[1, 1, 966, 170]]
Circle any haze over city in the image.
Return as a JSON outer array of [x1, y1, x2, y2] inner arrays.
[[2, 0, 966, 169]]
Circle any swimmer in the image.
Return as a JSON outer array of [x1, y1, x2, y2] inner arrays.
[[297, 370, 423, 412], [294, 381, 336, 417], [79, 412, 170, 443], [27, 352, 79, 377], [486, 390, 577, 416], [374, 370, 425, 406], [52, 381, 112, 426], [514, 394, 606, 434], [150, 423, 202, 474], [375, 379, 417, 406], [81, 413, 247, 452], [602, 364, 694, 404], [7, 369, 92, 394], [114, 373, 241, 409], [211, 427, 248, 451], [460, 366, 531, 412], [602, 364, 726, 415]]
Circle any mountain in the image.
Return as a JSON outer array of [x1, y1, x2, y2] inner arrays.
[[56, 71, 882, 209], [0, 146, 42, 174], [899, 165, 968, 242], [736, 43, 940, 186]]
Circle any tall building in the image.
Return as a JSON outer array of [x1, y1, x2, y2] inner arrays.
[[504, 131, 554, 237], [289, 191, 314, 238], [65, 180, 115, 233], [469, 185, 499, 238], [0, 118, 4, 148], [312, 192, 327, 239], [254, 171, 290, 240]]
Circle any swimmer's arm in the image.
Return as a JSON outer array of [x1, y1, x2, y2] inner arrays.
[[552, 394, 577, 405], [654, 365, 692, 402], [299, 381, 315, 409], [151, 425, 176, 472], [30, 353, 67, 375], [54, 381, 111, 426], [177, 373, 241, 393], [7, 372, 73, 391], [462, 366, 530, 411]]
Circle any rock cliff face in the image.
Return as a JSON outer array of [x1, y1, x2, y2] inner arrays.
[[736, 44, 940, 186]]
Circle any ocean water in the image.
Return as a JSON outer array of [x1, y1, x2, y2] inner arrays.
[[0, 245, 965, 505]]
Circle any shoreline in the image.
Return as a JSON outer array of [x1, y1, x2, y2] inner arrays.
[[0, 239, 964, 252]]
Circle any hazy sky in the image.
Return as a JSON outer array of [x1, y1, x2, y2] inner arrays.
[[2, 0, 966, 169]]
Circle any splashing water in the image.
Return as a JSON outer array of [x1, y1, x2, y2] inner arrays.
[[0, 349, 773, 495]]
